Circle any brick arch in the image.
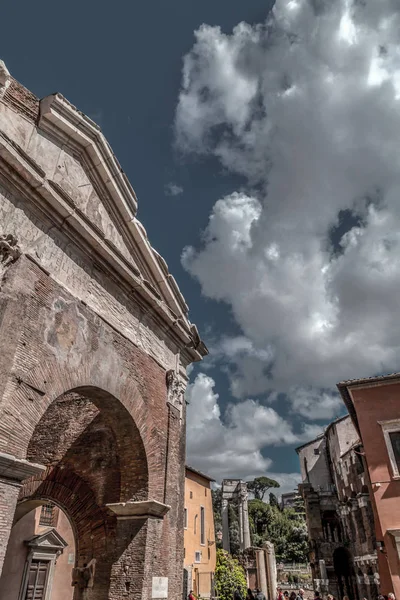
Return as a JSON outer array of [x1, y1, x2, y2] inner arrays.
[[19, 466, 112, 561], [9, 354, 163, 498], [26, 387, 148, 503]]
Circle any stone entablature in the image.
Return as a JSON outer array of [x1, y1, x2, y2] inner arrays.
[[0, 75, 206, 372]]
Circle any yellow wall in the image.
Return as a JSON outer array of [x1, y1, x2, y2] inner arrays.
[[184, 469, 216, 598]]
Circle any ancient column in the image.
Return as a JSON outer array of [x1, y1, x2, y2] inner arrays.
[[256, 549, 268, 597], [0, 452, 45, 576], [222, 498, 230, 553], [264, 541, 277, 600], [241, 483, 251, 550]]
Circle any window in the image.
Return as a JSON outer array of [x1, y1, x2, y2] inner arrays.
[[195, 551, 201, 563], [190, 491, 193, 499], [39, 503, 55, 527], [200, 506, 205, 546], [314, 448, 320, 455], [184, 508, 188, 529], [389, 432, 400, 474], [205, 488, 207, 496], [184, 547, 186, 559], [379, 419, 400, 478]]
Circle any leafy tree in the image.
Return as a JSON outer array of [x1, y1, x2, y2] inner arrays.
[[269, 492, 280, 509], [215, 549, 247, 600], [248, 500, 308, 563], [247, 476, 280, 500], [212, 489, 223, 548]]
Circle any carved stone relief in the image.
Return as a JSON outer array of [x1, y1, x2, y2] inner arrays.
[[166, 370, 186, 418]]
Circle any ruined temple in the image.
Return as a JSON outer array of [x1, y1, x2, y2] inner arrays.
[[0, 61, 207, 600]]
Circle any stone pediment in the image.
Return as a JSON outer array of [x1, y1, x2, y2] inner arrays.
[[0, 67, 208, 363], [25, 528, 68, 552]]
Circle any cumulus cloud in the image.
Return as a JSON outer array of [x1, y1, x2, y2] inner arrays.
[[186, 373, 323, 487], [176, 0, 400, 418], [165, 182, 184, 196]]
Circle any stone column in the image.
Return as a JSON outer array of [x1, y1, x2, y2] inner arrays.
[[222, 498, 230, 553], [239, 482, 251, 550], [256, 549, 268, 597], [264, 541, 277, 600], [238, 494, 244, 550], [0, 452, 45, 576]]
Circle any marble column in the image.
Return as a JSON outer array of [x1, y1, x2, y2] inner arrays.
[[222, 498, 230, 553]]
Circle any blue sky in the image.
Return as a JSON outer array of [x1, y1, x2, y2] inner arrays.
[[4, 0, 400, 494]]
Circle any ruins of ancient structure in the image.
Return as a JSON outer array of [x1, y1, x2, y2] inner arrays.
[[222, 480, 277, 600], [0, 61, 207, 600]]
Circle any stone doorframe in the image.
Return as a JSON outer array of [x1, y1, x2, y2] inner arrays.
[[18, 528, 68, 600]]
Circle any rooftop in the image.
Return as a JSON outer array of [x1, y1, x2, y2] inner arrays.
[[185, 465, 215, 483]]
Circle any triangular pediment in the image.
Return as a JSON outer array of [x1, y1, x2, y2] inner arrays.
[[25, 527, 68, 551], [37, 93, 188, 317], [0, 73, 208, 362]]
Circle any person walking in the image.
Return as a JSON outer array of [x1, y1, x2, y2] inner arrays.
[[290, 592, 297, 600], [246, 589, 255, 600], [188, 591, 195, 600], [256, 588, 267, 600], [296, 588, 305, 600], [277, 587, 284, 600], [234, 588, 244, 600]]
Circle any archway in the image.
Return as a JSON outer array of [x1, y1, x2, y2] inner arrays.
[[333, 547, 358, 600], [0, 386, 150, 600]]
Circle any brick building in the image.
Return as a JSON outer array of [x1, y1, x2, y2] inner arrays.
[[338, 374, 400, 599], [0, 61, 207, 600], [297, 415, 379, 600], [184, 466, 216, 599]]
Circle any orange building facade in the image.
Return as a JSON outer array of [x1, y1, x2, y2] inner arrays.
[[0, 501, 75, 600], [339, 374, 400, 599], [184, 466, 216, 599]]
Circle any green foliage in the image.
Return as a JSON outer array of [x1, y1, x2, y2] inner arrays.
[[212, 489, 223, 549], [248, 499, 308, 563], [247, 476, 280, 500], [215, 549, 247, 600], [269, 492, 279, 508]]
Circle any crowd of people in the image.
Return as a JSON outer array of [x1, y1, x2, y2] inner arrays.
[[187, 585, 397, 600]]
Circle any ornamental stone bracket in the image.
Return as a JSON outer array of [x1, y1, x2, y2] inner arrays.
[[106, 499, 171, 521], [0, 234, 21, 269], [166, 370, 186, 419], [0, 451, 45, 484]]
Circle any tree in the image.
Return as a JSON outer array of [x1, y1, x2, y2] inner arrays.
[[247, 476, 280, 500], [248, 500, 309, 563], [215, 549, 247, 600], [269, 492, 279, 509]]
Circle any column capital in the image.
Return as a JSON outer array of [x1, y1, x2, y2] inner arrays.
[[0, 452, 45, 483]]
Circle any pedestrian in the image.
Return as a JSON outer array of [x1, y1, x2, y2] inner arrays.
[[188, 591, 195, 600], [256, 588, 267, 600], [290, 592, 297, 600], [284, 592, 289, 599], [234, 588, 244, 600], [388, 594, 396, 600], [327, 594, 335, 600], [314, 592, 321, 600], [296, 589, 305, 600], [277, 587, 284, 600], [247, 589, 255, 600]]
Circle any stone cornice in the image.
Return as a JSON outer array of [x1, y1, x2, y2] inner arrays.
[[0, 451, 45, 482], [0, 125, 207, 362]]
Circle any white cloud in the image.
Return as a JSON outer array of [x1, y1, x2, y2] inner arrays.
[[186, 373, 323, 485], [176, 0, 400, 419], [165, 182, 184, 196]]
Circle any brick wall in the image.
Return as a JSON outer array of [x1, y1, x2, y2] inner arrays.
[[0, 256, 186, 600]]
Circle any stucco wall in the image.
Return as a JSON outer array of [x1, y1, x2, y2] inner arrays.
[[184, 471, 216, 598]]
